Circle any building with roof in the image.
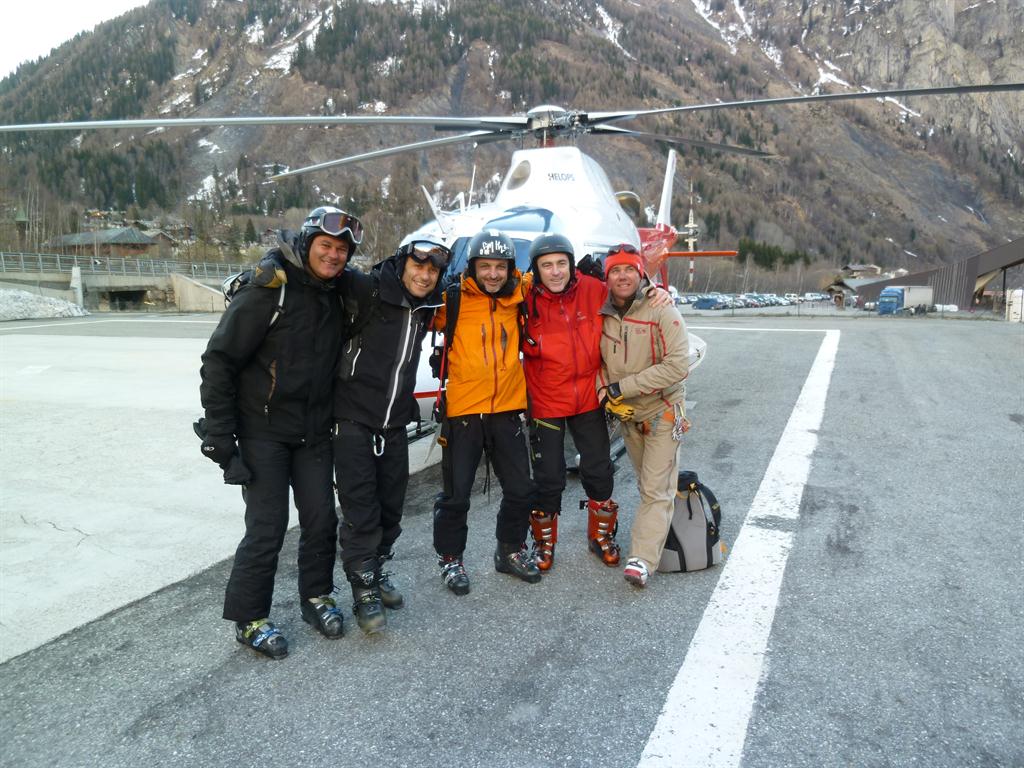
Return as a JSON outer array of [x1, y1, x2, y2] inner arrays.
[[833, 236, 1024, 310], [43, 227, 157, 258]]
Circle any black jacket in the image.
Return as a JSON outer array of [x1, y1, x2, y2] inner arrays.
[[200, 240, 343, 444], [334, 255, 442, 430]]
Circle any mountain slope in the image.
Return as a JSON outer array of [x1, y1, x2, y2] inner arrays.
[[1, 0, 1021, 269]]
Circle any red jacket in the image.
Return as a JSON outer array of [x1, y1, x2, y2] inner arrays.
[[522, 274, 606, 418]]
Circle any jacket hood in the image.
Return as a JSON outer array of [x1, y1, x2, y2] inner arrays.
[[276, 230, 305, 269], [378, 254, 444, 309]]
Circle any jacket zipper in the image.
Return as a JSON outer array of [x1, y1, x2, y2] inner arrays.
[[489, 298, 500, 413], [382, 307, 414, 428]]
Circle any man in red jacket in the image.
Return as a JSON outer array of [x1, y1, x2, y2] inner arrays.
[[521, 234, 623, 571]]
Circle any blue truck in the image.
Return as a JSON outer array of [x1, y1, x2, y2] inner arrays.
[[877, 285, 934, 315]]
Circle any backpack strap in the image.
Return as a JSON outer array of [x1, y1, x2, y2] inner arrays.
[[443, 281, 461, 354], [697, 482, 722, 532], [222, 269, 287, 329], [268, 283, 286, 328]]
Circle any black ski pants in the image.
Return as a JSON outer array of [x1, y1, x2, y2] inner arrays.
[[530, 407, 614, 513], [333, 421, 409, 573], [433, 411, 536, 556], [222, 437, 337, 624]]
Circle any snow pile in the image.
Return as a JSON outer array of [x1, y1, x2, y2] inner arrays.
[[0, 289, 89, 321]]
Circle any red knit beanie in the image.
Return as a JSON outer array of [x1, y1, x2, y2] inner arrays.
[[604, 245, 646, 277]]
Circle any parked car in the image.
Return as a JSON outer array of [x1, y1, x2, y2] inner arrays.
[[693, 295, 727, 310]]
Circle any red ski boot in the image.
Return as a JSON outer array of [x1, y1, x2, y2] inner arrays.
[[585, 498, 621, 566], [529, 510, 558, 571]]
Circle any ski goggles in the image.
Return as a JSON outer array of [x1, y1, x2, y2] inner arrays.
[[399, 240, 452, 269], [305, 210, 364, 244]]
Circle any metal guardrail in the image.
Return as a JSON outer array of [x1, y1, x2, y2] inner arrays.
[[0, 251, 245, 279]]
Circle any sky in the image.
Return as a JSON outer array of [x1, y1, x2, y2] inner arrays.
[[2, 0, 149, 79]]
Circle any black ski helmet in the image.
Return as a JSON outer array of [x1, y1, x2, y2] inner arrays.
[[467, 229, 516, 264], [465, 229, 516, 294], [528, 233, 575, 286], [297, 205, 364, 262]]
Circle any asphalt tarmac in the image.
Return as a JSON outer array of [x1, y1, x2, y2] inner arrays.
[[0, 311, 1021, 768]]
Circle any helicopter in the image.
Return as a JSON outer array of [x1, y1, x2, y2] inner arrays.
[[4, 80, 1020, 278], [3, 81, 1022, 430]]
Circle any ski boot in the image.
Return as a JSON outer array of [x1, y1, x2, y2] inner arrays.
[[494, 542, 542, 584], [585, 498, 621, 566], [623, 557, 650, 588], [347, 558, 387, 634], [438, 554, 471, 596], [377, 552, 404, 609], [300, 595, 345, 639], [529, 510, 558, 571], [235, 618, 288, 660]]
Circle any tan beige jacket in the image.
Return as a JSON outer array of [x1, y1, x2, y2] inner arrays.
[[597, 281, 689, 423]]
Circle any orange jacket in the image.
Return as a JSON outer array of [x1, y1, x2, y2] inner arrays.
[[434, 271, 529, 417]]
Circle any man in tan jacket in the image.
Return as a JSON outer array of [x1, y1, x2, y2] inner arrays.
[[597, 245, 690, 588]]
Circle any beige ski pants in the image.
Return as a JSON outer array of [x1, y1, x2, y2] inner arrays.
[[621, 414, 681, 570]]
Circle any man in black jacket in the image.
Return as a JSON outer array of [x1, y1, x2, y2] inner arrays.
[[199, 205, 362, 659], [333, 240, 448, 633]]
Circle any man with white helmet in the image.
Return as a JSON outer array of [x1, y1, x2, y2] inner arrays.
[[333, 239, 449, 633]]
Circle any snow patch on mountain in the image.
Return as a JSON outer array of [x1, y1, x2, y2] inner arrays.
[[595, 4, 634, 60]]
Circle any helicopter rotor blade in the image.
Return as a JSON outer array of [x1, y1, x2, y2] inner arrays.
[[589, 125, 774, 157], [268, 129, 505, 180], [0, 114, 527, 135], [587, 81, 1024, 126]]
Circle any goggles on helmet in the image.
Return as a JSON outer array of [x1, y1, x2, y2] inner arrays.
[[400, 240, 451, 269], [608, 243, 639, 255], [304, 210, 364, 245]]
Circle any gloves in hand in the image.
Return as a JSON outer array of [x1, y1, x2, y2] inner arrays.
[[576, 254, 604, 280], [604, 399, 635, 422], [201, 433, 238, 468], [601, 383, 633, 421], [222, 454, 253, 485]]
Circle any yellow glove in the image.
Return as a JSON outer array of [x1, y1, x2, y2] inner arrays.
[[604, 399, 635, 422], [602, 383, 633, 421]]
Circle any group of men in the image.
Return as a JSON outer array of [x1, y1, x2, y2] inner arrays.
[[199, 206, 690, 660]]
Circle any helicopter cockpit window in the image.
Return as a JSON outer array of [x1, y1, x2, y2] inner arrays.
[[506, 161, 531, 190], [484, 208, 567, 236]]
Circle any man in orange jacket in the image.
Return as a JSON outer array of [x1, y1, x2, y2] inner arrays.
[[432, 230, 541, 595]]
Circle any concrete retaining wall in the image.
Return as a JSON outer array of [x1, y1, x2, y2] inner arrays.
[[171, 273, 224, 313], [0, 280, 77, 303]]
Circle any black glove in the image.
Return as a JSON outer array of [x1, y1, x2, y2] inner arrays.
[[604, 382, 624, 402], [428, 346, 443, 379], [201, 432, 238, 468], [577, 254, 604, 280], [222, 454, 253, 485]]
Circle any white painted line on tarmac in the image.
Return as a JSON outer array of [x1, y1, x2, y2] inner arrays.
[[0, 316, 219, 332], [638, 329, 840, 768], [689, 326, 831, 333], [0, 319, 113, 331]]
